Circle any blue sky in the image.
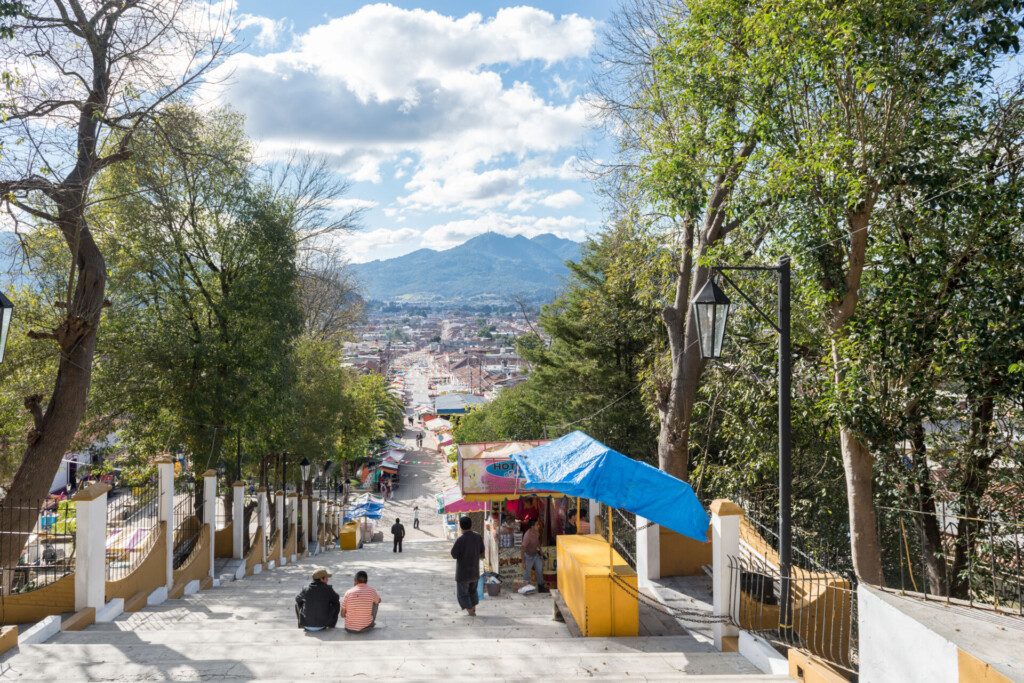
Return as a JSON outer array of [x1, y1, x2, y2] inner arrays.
[[214, 1, 620, 262]]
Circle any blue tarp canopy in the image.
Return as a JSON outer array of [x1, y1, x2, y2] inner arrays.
[[511, 431, 709, 543], [344, 500, 384, 522]]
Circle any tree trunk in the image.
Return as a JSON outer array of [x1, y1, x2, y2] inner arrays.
[[0, 207, 106, 570], [832, 332, 883, 584], [908, 414, 948, 594], [950, 394, 996, 598]]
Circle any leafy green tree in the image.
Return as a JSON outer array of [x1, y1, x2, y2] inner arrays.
[[91, 106, 301, 477]]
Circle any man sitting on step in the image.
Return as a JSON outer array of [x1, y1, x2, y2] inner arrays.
[[295, 568, 340, 631], [342, 570, 382, 633]]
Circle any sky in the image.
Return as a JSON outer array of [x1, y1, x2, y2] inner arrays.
[[213, 1, 620, 262]]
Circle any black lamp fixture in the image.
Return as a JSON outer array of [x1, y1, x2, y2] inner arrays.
[[0, 290, 13, 364], [691, 278, 731, 359], [216, 458, 226, 478], [299, 456, 311, 482], [322, 459, 333, 477]]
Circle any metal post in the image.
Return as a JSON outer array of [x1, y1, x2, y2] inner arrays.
[[778, 256, 793, 637], [236, 430, 242, 483]]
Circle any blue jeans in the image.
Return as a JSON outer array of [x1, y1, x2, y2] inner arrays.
[[523, 553, 546, 588]]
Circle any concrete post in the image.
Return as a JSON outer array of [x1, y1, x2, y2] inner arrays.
[[73, 482, 112, 612], [203, 470, 217, 580], [274, 490, 285, 562], [711, 499, 742, 650], [232, 482, 244, 560], [589, 499, 599, 531], [287, 492, 298, 561], [156, 457, 175, 590], [311, 497, 321, 554], [635, 516, 660, 589], [257, 488, 268, 562]]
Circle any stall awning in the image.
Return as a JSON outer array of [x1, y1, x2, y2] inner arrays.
[[425, 417, 452, 431], [512, 431, 710, 543], [437, 486, 489, 513]]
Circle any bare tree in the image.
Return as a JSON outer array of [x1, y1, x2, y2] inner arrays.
[[298, 246, 364, 343], [589, 0, 763, 480], [0, 0, 229, 566]]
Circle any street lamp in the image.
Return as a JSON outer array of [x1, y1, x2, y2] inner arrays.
[[691, 256, 793, 638], [299, 457, 311, 483], [0, 290, 13, 364]]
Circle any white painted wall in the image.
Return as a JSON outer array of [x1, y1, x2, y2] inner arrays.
[[858, 585, 958, 683]]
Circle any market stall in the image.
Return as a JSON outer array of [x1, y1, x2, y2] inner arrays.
[[456, 440, 580, 590]]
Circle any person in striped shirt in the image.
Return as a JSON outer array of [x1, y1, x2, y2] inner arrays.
[[342, 570, 381, 633]]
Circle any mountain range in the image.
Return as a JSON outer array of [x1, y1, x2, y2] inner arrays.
[[350, 232, 582, 303]]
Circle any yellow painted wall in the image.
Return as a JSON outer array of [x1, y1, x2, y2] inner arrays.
[[789, 648, 852, 683], [106, 522, 167, 602], [0, 573, 75, 625], [958, 649, 1013, 683], [283, 524, 297, 558], [659, 524, 712, 577], [214, 523, 233, 558], [172, 525, 210, 594], [556, 534, 638, 637], [245, 527, 264, 576]]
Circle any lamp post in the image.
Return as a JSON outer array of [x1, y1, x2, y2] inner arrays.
[[280, 452, 288, 492], [0, 290, 14, 364], [691, 256, 792, 638]]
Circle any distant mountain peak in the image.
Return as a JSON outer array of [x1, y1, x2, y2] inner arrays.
[[350, 231, 581, 304]]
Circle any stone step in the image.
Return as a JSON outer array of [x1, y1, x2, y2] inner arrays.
[[41, 634, 714, 654], [1, 649, 777, 680]]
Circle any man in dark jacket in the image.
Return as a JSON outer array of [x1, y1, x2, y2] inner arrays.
[[391, 517, 405, 553], [295, 568, 340, 631], [450, 516, 485, 616]]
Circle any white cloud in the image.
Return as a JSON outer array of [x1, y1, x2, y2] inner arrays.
[[201, 5, 597, 208], [540, 189, 584, 209], [345, 227, 421, 263], [420, 213, 589, 250], [237, 14, 289, 49], [329, 197, 378, 211]]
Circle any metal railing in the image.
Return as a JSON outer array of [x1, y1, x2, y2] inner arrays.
[[728, 554, 858, 675], [607, 506, 637, 569], [105, 484, 159, 581], [879, 505, 1023, 614], [0, 497, 76, 594], [172, 479, 201, 570]]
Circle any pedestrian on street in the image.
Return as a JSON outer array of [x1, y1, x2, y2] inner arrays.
[[391, 517, 405, 553], [521, 518, 549, 593], [450, 516, 485, 616], [341, 570, 381, 633], [413, 506, 420, 530], [295, 568, 340, 631]]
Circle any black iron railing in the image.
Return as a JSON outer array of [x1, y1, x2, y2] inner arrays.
[[172, 478, 201, 570], [105, 484, 159, 581], [728, 554, 858, 675], [878, 505, 1023, 614], [0, 497, 76, 593]]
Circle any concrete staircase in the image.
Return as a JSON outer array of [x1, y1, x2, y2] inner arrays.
[[1, 539, 786, 681]]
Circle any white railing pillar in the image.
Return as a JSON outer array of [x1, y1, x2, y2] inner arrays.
[[711, 499, 742, 650], [257, 488, 268, 561], [311, 497, 321, 554], [274, 490, 285, 562], [203, 470, 216, 580], [287, 492, 298, 562], [73, 482, 112, 612], [635, 516, 661, 588], [156, 456, 175, 590], [232, 482, 244, 560]]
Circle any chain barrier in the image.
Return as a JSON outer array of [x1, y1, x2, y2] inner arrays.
[[607, 571, 730, 625]]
